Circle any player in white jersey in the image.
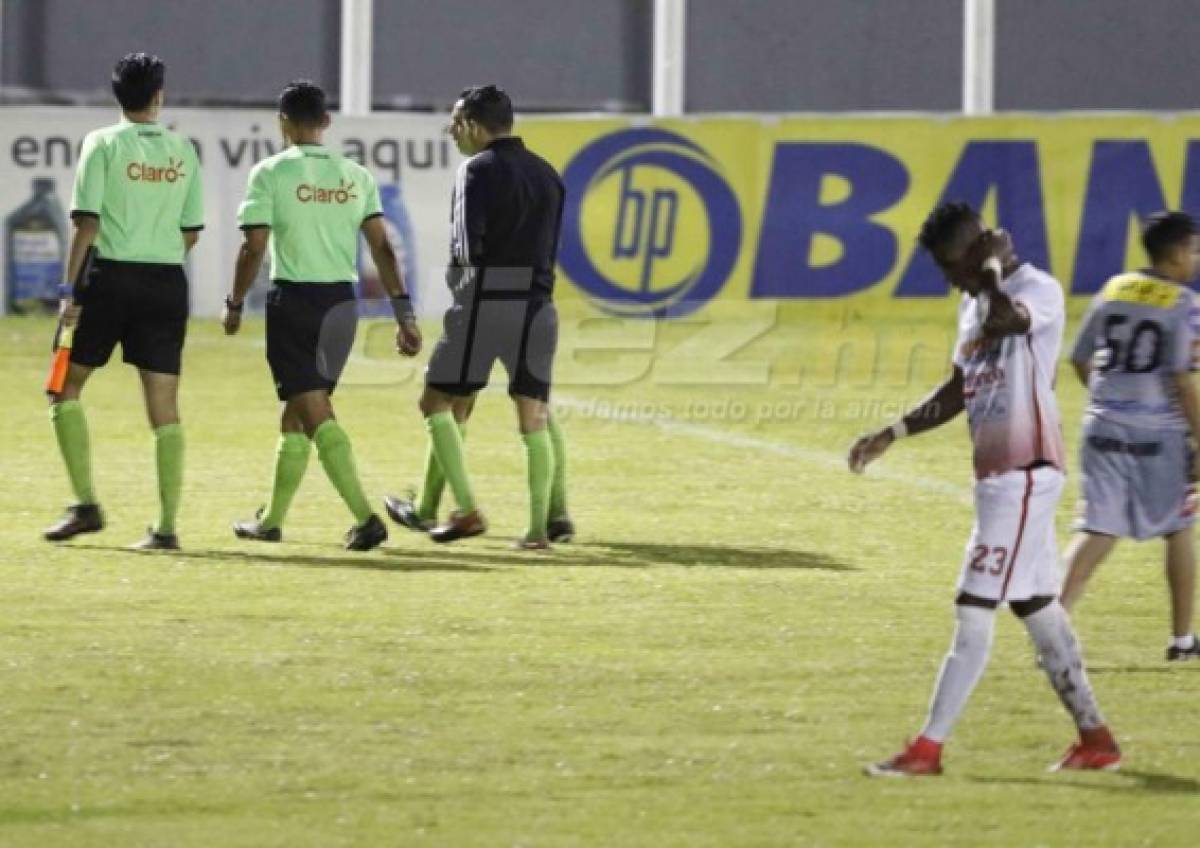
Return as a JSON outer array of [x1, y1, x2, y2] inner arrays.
[[1061, 211, 1200, 661], [847, 202, 1119, 776]]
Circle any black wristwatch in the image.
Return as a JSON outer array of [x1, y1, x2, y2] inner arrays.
[[390, 294, 416, 323], [225, 295, 244, 312]]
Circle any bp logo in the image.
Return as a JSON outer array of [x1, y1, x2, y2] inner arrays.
[[559, 128, 741, 319]]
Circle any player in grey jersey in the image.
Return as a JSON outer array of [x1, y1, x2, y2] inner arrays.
[[1062, 211, 1200, 661]]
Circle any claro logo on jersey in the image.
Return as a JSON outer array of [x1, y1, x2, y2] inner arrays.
[[126, 158, 186, 183], [559, 129, 741, 319], [296, 179, 358, 204]]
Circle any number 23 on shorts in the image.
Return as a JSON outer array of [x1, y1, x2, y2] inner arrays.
[[969, 545, 1009, 575]]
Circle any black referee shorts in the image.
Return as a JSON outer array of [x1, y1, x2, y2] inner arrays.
[[265, 281, 357, 402], [71, 258, 189, 375], [426, 297, 558, 402]]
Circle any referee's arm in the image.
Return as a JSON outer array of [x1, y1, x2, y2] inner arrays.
[[225, 164, 273, 333], [63, 132, 106, 320], [223, 227, 269, 334], [64, 216, 100, 294], [361, 217, 421, 356], [180, 143, 204, 254], [359, 174, 410, 303], [454, 160, 490, 285], [57, 216, 100, 327], [362, 217, 410, 301]]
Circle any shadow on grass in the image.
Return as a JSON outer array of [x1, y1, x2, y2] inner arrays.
[[968, 769, 1200, 795], [68, 540, 854, 572], [1086, 665, 1187, 675], [569, 541, 856, 571], [71, 544, 497, 574], [0, 800, 238, 825]]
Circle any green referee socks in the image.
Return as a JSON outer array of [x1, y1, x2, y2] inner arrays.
[[416, 421, 466, 521], [426, 412, 476, 513], [547, 415, 568, 520], [49, 400, 96, 505], [523, 428, 554, 541], [313, 419, 373, 524], [262, 432, 311, 530], [154, 423, 184, 535]]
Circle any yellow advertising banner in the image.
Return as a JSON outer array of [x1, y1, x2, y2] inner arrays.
[[521, 114, 1200, 317]]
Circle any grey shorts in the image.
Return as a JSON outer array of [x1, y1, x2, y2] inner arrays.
[[425, 297, 557, 402], [1074, 415, 1196, 541]]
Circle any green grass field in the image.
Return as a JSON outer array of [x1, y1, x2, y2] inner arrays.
[[1, 302, 1197, 847]]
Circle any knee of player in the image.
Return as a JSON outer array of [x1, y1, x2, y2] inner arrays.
[[298, 412, 333, 439], [55, 372, 90, 402], [279, 408, 306, 434], [144, 398, 180, 426], [418, 390, 449, 418], [149, 412, 181, 430], [950, 597, 998, 653], [453, 396, 476, 423], [304, 408, 335, 436]]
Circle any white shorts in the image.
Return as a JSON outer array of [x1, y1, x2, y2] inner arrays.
[[958, 465, 1064, 602]]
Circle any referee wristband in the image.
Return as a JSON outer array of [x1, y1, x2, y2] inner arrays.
[[889, 419, 908, 440], [224, 295, 243, 312], [390, 295, 416, 323]]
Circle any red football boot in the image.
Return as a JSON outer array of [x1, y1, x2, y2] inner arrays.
[[1049, 726, 1121, 772], [865, 736, 944, 777]]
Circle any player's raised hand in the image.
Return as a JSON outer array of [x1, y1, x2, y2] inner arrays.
[[991, 228, 1016, 267], [847, 428, 894, 474], [396, 318, 422, 357], [969, 229, 1016, 287]]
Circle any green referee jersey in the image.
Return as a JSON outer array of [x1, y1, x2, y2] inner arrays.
[[70, 119, 204, 265], [236, 143, 383, 283]]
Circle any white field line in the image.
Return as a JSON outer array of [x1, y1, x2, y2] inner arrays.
[[554, 394, 972, 504], [231, 335, 970, 503]]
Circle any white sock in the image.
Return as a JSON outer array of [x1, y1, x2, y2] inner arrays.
[[1172, 634, 1196, 650], [1022, 602, 1105, 730], [920, 604, 996, 743]]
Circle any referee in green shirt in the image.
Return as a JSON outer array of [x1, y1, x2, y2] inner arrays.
[[44, 53, 203, 551], [223, 80, 421, 551]]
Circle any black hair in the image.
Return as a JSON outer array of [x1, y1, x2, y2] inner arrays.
[[917, 201, 979, 260], [111, 53, 165, 112], [458, 85, 514, 133], [1142, 211, 1197, 263], [279, 80, 327, 127]]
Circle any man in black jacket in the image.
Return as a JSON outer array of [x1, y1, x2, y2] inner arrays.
[[386, 85, 571, 549]]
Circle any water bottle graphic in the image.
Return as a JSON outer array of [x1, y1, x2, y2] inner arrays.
[[358, 182, 419, 316], [5, 178, 68, 314]]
